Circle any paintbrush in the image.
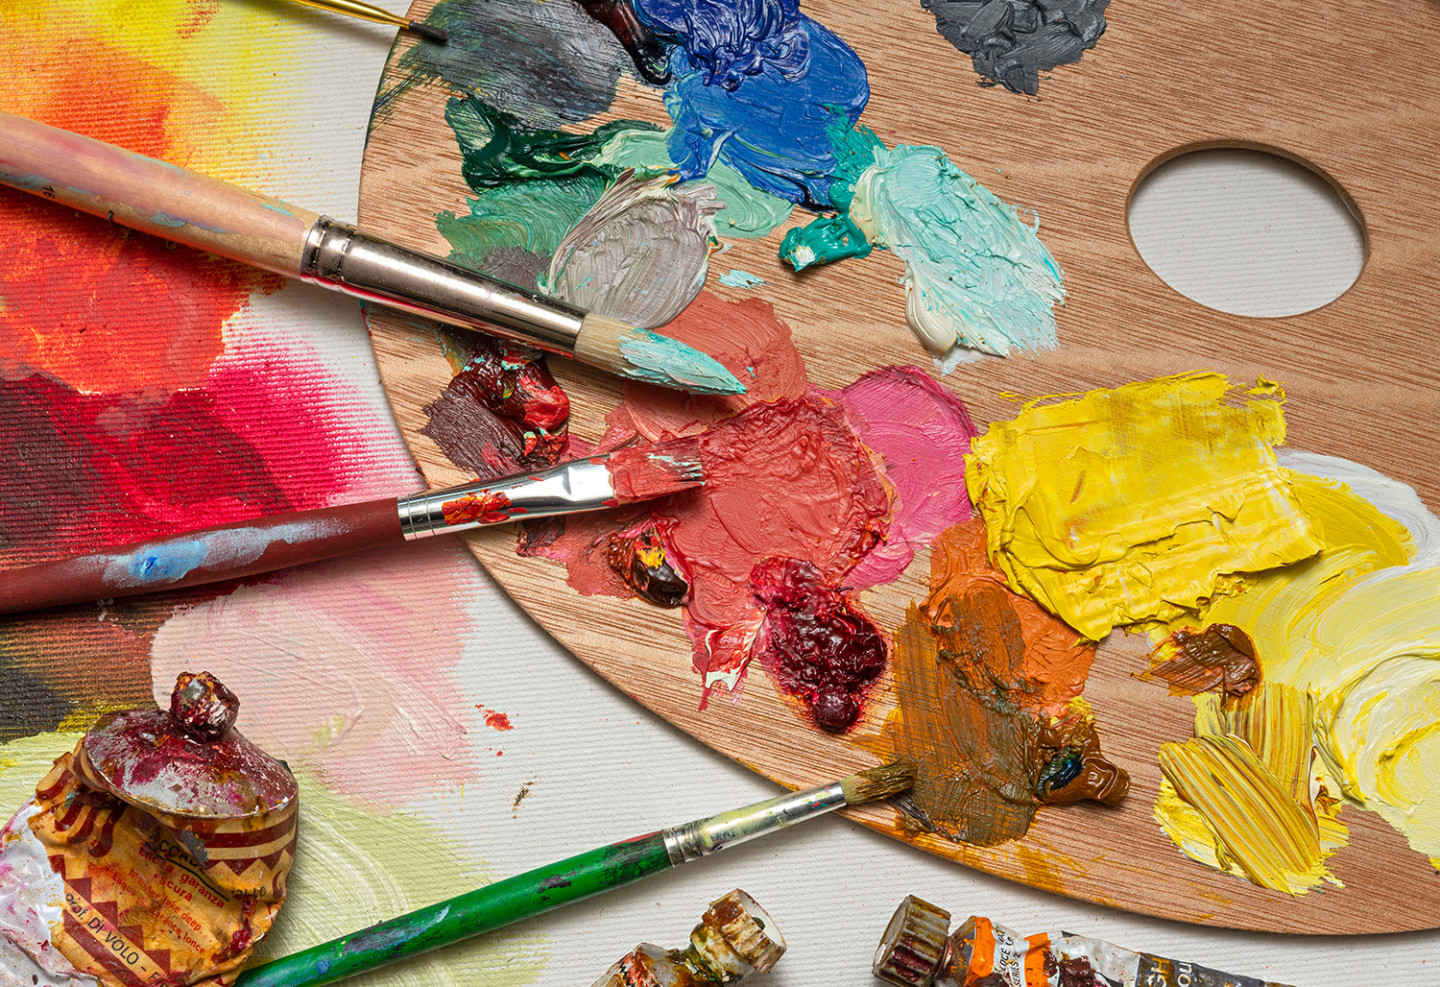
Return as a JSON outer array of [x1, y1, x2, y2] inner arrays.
[[0, 112, 744, 396], [0, 438, 702, 615], [283, 0, 449, 42], [232, 761, 915, 987]]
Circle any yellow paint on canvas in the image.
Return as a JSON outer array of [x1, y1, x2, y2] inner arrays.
[[965, 372, 1322, 640], [2, 0, 305, 185]]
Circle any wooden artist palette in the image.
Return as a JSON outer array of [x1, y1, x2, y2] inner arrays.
[[360, 0, 1440, 932]]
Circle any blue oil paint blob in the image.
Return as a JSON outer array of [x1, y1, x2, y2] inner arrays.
[[647, 4, 870, 208]]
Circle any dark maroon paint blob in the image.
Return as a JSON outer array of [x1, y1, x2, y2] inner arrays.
[[751, 557, 886, 732], [421, 339, 570, 481]]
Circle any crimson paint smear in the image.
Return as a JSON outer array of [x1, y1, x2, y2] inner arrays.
[[477, 705, 514, 731], [422, 337, 571, 481], [752, 557, 886, 731]]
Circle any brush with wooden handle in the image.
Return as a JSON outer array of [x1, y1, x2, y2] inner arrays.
[[233, 761, 915, 987], [285, 0, 450, 42], [0, 438, 703, 615], [0, 111, 744, 396]]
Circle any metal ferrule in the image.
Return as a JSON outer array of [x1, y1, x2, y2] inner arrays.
[[299, 216, 586, 354], [661, 782, 848, 867], [396, 458, 619, 540]]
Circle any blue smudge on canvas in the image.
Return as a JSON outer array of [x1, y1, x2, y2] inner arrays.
[[122, 541, 209, 585]]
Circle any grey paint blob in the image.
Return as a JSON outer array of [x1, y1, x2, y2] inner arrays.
[[384, 0, 632, 129], [921, 0, 1108, 95]]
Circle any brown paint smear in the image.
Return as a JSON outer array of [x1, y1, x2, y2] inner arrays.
[[1143, 623, 1261, 700], [878, 522, 1128, 847]]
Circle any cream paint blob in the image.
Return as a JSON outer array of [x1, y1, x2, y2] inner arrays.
[[149, 542, 487, 811]]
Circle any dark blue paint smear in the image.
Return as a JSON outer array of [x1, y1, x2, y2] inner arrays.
[[634, 0, 808, 89], [658, 11, 869, 209]]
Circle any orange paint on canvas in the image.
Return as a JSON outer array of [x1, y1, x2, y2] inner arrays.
[[0, 37, 280, 395]]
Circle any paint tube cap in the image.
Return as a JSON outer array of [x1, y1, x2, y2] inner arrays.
[[79, 670, 297, 819], [689, 889, 786, 981], [872, 895, 953, 987]]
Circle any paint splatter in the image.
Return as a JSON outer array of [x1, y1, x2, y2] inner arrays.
[[634, 0, 810, 88], [544, 172, 720, 328], [718, 269, 768, 289], [966, 373, 1324, 640], [478, 706, 515, 731], [607, 522, 691, 606], [921, 0, 1109, 95]]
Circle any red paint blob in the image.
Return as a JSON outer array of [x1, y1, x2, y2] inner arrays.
[[752, 558, 887, 732], [608, 292, 808, 441], [477, 705, 514, 731], [654, 396, 891, 686]]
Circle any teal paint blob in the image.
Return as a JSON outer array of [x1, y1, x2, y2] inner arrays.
[[779, 114, 1064, 357], [718, 269, 768, 289], [617, 329, 745, 395], [850, 144, 1064, 355]]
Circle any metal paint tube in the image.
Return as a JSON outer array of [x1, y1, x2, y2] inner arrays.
[[592, 889, 784, 987], [872, 896, 1293, 987]]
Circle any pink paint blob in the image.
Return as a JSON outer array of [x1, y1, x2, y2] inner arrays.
[[830, 366, 979, 588]]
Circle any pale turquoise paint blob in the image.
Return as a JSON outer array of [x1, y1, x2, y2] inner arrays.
[[595, 129, 794, 239], [850, 145, 1065, 356], [617, 329, 745, 395], [718, 269, 767, 289]]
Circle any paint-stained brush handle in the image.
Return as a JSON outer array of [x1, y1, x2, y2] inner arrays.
[[0, 111, 320, 275], [0, 499, 402, 615], [0, 112, 745, 396]]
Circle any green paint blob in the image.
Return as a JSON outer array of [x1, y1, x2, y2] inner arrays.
[[778, 214, 871, 271], [595, 130, 794, 239]]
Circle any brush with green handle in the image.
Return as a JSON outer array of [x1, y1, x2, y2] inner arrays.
[[234, 761, 914, 987]]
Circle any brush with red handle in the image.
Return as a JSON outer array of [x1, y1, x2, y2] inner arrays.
[[0, 437, 702, 615]]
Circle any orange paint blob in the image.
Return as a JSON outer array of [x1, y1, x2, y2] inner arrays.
[[927, 521, 1094, 715]]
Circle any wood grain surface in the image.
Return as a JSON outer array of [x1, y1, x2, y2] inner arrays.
[[357, 0, 1440, 932]]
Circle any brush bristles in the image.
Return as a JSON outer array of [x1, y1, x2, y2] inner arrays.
[[839, 761, 915, 805], [407, 20, 449, 42], [651, 435, 705, 483], [574, 313, 745, 396]]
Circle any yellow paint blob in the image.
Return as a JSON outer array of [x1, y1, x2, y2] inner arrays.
[[1154, 685, 1348, 893], [1157, 734, 1333, 894], [966, 373, 1322, 640], [1156, 467, 1440, 884]]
